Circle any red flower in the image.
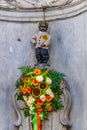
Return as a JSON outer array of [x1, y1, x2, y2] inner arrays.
[[46, 95, 52, 102], [26, 87, 32, 93], [46, 105, 53, 111], [37, 107, 43, 112], [36, 99, 44, 106], [32, 79, 39, 86], [23, 77, 29, 84]]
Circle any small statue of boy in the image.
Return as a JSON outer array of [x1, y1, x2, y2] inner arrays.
[[30, 21, 51, 66]]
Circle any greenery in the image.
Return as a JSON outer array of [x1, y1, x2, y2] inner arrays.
[[16, 66, 65, 119], [24, 108, 30, 117]]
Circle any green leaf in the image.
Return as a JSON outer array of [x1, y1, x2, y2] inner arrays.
[[45, 102, 52, 108], [24, 108, 30, 117], [18, 66, 34, 77], [16, 79, 24, 88], [16, 81, 20, 88], [41, 110, 48, 120], [52, 98, 64, 111], [17, 93, 23, 101], [48, 70, 65, 95]]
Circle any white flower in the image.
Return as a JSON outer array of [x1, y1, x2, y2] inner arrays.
[[36, 75, 43, 82], [27, 102, 33, 108], [23, 95, 34, 109], [40, 95, 46, 101], [46, 88, 54, 98], [46, 77, 52, 84], [49, 92, 54, 98], [27, 95, 35, 104], [46, 88, 52, 95]]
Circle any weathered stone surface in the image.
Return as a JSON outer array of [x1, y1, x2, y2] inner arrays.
[[0, 11, 87, 130], [0, 0, 87, 21], [0, 0, 74, 8]]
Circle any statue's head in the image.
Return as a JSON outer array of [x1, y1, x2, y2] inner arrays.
[[38, 21, 48, 32]]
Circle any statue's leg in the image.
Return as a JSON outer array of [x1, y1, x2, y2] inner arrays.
[[41, 48, 49, 64], [35, 48, 42, 64]]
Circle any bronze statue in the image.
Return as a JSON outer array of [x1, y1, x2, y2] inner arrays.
[[30, 21, 51, 66]]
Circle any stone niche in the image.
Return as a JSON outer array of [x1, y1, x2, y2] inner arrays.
[[0, 0, 87, 130], [12, 79, 71, 130]]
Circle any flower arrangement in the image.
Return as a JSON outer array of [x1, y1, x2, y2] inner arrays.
[[16, 66, 65, 130]]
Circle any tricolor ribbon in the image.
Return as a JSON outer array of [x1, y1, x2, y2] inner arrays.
[[32, 108, 41, 130]]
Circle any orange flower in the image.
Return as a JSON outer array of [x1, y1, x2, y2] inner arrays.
[[23, 77, 29, 84], [46, 95, 52, 102], [46, 105, 53, 111], [42, 34, 48, 41], [36, 99, 44, 106], [20, 86, 26, 94], [32, 79, 39, 86], [26, 87, 32, 93], [34, 69, 41, 75], [37, 107, 43, 112]]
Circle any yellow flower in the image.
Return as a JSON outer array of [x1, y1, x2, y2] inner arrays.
[[42, 34, 49, 41]]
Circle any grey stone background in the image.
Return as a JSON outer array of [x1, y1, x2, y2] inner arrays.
[[0, 11, 87, 130]]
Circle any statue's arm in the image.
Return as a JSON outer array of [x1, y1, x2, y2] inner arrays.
[[30, 34, 37, 45]]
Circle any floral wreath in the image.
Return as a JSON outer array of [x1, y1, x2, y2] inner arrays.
[[16, 66, 65, 130]]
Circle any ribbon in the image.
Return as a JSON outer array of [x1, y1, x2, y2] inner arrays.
[[32, 108, 41, 130], [36, 112, 41, 130], [32, 108, 38, 130]]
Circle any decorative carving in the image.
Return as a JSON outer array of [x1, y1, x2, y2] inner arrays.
[[0, 0, 15, 9], [0, 0, 86, 21], [0, 0, 85, 9], [12, 79, 71, 130], [0, 0, 73, 8], [59, 79, 71, 127]]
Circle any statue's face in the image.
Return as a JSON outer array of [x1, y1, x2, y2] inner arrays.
[[39, 22, 48, 32], [39, 25, 47, 32]]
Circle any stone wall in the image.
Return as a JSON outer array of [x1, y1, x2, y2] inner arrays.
[[0, 11, 87, 130]]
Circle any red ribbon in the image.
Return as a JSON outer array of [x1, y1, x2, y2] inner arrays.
[[36, 112, 41, 130]]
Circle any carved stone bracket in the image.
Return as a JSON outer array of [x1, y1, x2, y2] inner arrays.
[[12, 79, 72, 130], [0, 0, 87, 22], [59, 79, 71, 127], [0, 0, 74, 9]]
